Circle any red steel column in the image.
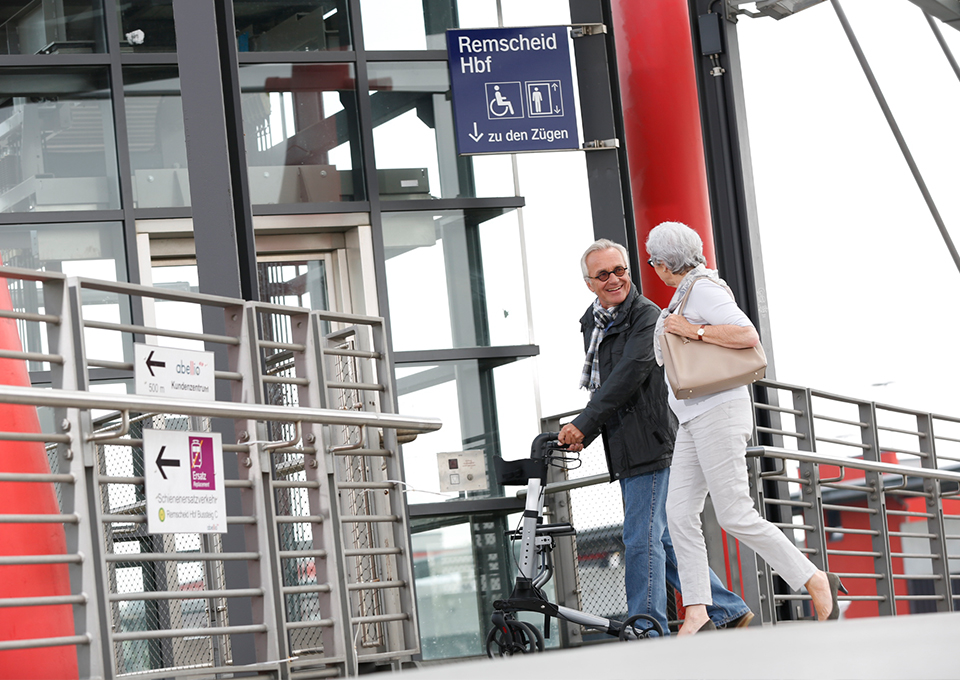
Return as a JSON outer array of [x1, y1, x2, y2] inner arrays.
[[609, 0, 716, 309], [0, 271, 78, 679]]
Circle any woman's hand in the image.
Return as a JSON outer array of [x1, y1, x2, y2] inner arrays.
[[663, 313, 696, 339], [664, 314, 759, 349]]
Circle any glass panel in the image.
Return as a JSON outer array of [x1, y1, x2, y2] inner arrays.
[[233, 0, 351, 52], [0, 2, 105, 55], [150, 265, 204, 352], [118, 1, 176, 53], [412, 512, 558, 660], [239, 63, 363, 204], [257, 260, 328, 310], [0, 67, 120, 212], [384, 209, 529, 352], [360, 0, 497, 51], [397, 357, 537, 505], [412, 522, 484, 659], [0, 221, 129, 370], [123, 67, 190, 208], [367, 62, 515, 200], [500, 1, 571, 27]]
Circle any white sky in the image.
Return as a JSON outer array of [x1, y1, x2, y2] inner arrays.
[[735, 0, 960, 416]]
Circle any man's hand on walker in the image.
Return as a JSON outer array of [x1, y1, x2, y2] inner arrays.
[[559, 424, 585, 451]]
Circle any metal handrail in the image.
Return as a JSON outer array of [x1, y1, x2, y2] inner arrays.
[[541, 377, 960, 628], [530, 446, 960, 498], [0, 384, 441, 434]]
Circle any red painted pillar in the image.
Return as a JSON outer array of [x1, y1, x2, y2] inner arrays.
[[0, 271, 78, 679], [609, 0, 717, 309]]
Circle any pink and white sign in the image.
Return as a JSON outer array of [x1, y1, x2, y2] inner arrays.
[[145, 429, 226, 534], [190, 436, 216, 491]]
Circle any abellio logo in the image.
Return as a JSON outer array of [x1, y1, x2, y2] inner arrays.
[[175, 360, 206, 375]]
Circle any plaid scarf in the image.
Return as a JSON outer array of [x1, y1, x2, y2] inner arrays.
[[579, 299, 618, 392]]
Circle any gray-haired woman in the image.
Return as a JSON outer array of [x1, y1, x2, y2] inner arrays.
[[647, 221, 845, 635]]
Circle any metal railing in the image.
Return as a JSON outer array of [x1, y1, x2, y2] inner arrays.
[[0, 266, 440, 680], [541, 379, 960, 639]]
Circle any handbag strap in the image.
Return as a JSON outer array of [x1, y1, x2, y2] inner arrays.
[[674, 278, 732, 317]]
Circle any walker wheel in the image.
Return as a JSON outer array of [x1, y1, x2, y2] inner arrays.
[[485, 619, 544, 657], [619, 614, 664, 640]]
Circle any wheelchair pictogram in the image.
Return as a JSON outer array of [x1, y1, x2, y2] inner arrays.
[[485, 82, 524, 120]]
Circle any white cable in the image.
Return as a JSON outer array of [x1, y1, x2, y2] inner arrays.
[[383, 479, 459, 498]]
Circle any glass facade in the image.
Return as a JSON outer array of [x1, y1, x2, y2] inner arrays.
[[384, 208, 529, 351], [368, 62, 514, 200], [240, 63, 363, 204], [123, 67, 190, 208], [0, 2, 106, 55], [0, 0, 569, 664], [0, 67, 120, 213], [234, 0, 351, 52], [118, 1, 177, 52], [396, 358, 539, 505], [412, 511, 558, 660], [0, 220, 128, 371], [359, 0, 498, 50]]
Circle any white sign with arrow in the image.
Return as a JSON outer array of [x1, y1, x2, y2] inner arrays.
[[144, 429, 226, 534], [134, 343, 216, 401]]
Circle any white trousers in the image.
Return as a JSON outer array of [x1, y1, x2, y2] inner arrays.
[[665, 399, 817, 605]]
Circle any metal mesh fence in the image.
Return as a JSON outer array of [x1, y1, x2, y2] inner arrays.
[[0, 267, 434, 678], [98, 412, 230, 676], [563, 439, 628, 631], [333, 339, 388, 651]]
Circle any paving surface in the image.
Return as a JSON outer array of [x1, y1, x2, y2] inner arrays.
[[407, 612, 960, 679]]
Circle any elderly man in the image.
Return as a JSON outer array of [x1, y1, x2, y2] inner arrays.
[[558, 238, 753, 634]]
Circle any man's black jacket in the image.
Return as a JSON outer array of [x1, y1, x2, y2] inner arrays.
[[571, 287, 678, 481]]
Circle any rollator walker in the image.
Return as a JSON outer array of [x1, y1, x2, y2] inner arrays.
[[486, 433, 663, 656]]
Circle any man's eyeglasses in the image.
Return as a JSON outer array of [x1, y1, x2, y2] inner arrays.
[[647, 258, 658, 268], [588, 266, 628, 282]]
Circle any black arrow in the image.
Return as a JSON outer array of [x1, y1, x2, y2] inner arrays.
[[145, 350, 166, 377], [155, 445, 180, 480]]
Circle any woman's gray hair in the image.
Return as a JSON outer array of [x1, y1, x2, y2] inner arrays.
[[580, 239, 629, 279], [645, 221, 706, 274]]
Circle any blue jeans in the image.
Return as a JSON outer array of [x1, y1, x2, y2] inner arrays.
[[620, 467, 751, 635]]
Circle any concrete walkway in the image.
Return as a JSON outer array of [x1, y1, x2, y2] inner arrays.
[[407, 612, 960, 679]]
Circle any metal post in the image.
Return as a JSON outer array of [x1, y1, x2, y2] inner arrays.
[[918, 412, 953, 612], [831, 0, 960, 276], [172, 0, 260, 665], [743, 446, 775, 624], [62, 279, 116, 677], [794, 389, 829, 573], [569, 0, 635, 266], [858, 402, 897, 616], [301, 312, 354, 676]]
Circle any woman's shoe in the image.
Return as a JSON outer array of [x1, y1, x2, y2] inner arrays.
[[678, 617, 716, 636], [825, 572, 848, 620], [693, 619, 716, 634]]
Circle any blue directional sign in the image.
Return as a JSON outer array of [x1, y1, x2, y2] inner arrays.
[[447, 27, 579, 155]]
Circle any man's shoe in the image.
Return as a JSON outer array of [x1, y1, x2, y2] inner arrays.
[[726, 611, 754, 629]]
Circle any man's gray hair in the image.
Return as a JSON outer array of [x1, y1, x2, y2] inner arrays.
[[645, 221, 706, 274], [580, 239, 629, 279]]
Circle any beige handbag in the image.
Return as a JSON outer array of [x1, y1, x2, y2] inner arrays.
[[660, 281, 767, 399]]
